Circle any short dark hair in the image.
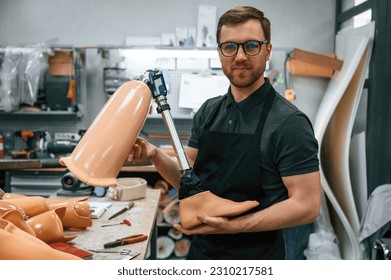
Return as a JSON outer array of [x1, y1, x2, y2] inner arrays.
[[216, 6, 271, 43]]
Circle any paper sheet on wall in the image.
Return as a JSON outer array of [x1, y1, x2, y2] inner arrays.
[[196, 5, 217, 47], [178, 73, 229, 112]]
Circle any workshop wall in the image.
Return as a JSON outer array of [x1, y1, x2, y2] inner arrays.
[[0, 0, 335, 127]]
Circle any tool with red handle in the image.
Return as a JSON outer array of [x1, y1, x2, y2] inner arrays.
[[101, 219, 131, 227]]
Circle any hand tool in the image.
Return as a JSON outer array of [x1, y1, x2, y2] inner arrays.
[[122, 251, 140, 260], [11, 130, 37, 159], [101, 219, 131, 227], [103, 234, 148, 249], [108, 201, 135, 220], [85, 248, 141, 259], [85, 248, 132, 255]]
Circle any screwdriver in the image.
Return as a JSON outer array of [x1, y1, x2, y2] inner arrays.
[[101, 219, 131, 227]]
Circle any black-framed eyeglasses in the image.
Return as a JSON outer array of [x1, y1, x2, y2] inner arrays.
[[218, 40, 269, 57]]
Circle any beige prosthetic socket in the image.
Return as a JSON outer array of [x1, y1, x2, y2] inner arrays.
[[0, 218, 81, 260], [179, 191, 259, 229], [46, 196, 92, 230], [4, 194, 92, 230], [60, 80, 152, 187], [26, 207, 78, 243], [0, 207, 35, 236], [2, 196, 49, 218]]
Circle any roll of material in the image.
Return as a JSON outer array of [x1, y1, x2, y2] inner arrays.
[[108, 177, 147, 201]]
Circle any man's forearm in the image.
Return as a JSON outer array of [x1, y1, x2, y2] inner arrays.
[[232, 198, 318, 233], [151, 148, 182, 189]]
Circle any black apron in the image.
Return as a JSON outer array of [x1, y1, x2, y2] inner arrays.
[[187, 86, 285, 260]]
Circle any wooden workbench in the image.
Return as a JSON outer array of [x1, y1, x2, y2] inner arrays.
[[64, 188, 161, 260], [0, 158, 158, 172], [0, 158, 169, 259]]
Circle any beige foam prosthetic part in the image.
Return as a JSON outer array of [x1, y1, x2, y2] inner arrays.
[[2, 196, 49, 218], [60, 80, 152, 187], [179, 191, 259, 229], [0, 200, 26, 217], [4, 195, 92, 230], [1, 193, 25, 199], [46, 197, 92, 230], [0, 219, 81, 260], [0, 209, 36, 236], [26, 208, 77, 243]]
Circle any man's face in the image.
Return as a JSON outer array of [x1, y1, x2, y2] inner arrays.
[[217, 19, 272, 90]]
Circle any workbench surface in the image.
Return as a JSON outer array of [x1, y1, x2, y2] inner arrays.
[[64, 188, 161, 260], [0, 158, 157, 172]]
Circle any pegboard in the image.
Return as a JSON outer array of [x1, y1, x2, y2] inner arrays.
[[148, 68, 225, 117], [0, 114, 80, 152], [142, 68, 225, 148]]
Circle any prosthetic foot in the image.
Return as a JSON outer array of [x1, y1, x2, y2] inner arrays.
[[179, 191, 259, 229]]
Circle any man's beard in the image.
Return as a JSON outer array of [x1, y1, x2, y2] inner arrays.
[[223, 64, 263, 88]]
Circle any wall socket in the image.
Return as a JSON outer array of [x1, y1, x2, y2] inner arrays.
[[54, 133, 81, 141]]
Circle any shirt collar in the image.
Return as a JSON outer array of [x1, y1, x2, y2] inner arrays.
[[226, 78, 272, 112]]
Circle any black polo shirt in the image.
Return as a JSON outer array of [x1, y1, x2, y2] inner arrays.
[[188, 78, 319, 204]]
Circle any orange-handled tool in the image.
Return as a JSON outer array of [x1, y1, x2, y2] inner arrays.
[[103, 234, 148, 248], [101, 219, 131, 227]]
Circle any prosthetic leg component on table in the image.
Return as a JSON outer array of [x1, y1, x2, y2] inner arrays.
[[0, 219, 81, 260], [59, 80, 152, 187], [2, 196, 49, 218], [179, 191, 259, 229], [0, 208, 36, 236], [5, 194, 92, 230], [46, 196, 92, 230], [26, 207, 78, 243]]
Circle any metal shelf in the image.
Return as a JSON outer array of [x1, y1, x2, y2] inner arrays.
[[0, 110, 80, 119], [0, 110, 78, 115]]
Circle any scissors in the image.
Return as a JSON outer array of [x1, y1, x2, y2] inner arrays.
[[85, 248, 132, 255]]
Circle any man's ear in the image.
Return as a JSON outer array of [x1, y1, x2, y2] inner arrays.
[[266, 43, 272, 61]]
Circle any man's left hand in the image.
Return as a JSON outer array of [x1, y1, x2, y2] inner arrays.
[[173, 214, 235, 235]]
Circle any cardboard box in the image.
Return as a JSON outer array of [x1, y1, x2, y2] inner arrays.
[[48, 50, 74, 76], [287, 48, 343, 78], [287, 59, 335, 78]]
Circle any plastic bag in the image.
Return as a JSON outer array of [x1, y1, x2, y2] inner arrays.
[[0, 43, 51, 112], [303, 229, 342, 260], [358, 184, 391, 259], [303, 193, 342, 260], [0, 48, 21, 111]]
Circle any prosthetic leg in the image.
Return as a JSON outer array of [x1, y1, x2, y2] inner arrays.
[[60, 70, 259, 230], [140, 70, 259, 229]]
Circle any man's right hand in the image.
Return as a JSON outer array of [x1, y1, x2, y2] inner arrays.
[[127, 138, 198, 190], [127, 137, 157, 163]]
